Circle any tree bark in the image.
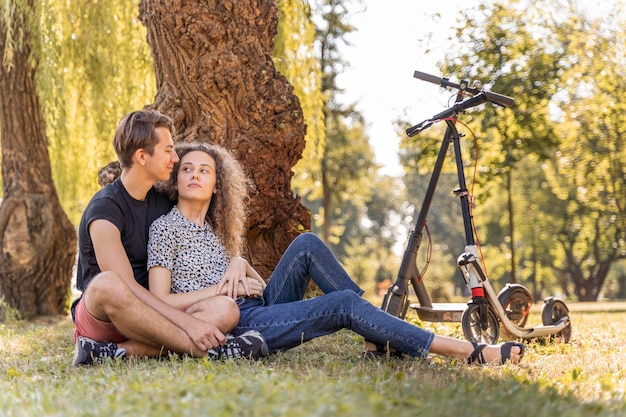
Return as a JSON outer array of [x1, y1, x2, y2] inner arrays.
[[139, 0, 310, 279], [0, 1, 77, 318]]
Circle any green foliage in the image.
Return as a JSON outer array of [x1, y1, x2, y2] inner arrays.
[[542, 9, 626, 300], [302, 0, 381, 253], [0, 295, 21, 322], [338, 175, 409, 292], [0, 0, 38, 71], [319, 111, 377, 244], [3, 308, 626, 416], [274, 0, 325, 199], [35, 0, 156, 224]]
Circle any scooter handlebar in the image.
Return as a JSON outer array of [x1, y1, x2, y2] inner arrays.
[[413, 70, 515, 108]]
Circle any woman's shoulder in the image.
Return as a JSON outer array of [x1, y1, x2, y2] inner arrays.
[[150, 207, 191, 232], [150, 208, 177, 230]]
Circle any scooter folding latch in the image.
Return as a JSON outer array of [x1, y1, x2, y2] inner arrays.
[[457, 252, 475, 266], [453, 188, 469, 198]]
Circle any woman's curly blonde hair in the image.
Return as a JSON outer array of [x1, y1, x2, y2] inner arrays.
[[164, 142, 249, 257]]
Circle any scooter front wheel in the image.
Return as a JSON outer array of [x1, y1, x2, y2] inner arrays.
[[462, 303, 499, 344]]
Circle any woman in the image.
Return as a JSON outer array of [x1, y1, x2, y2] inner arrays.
[[148, 142, 525, 364]]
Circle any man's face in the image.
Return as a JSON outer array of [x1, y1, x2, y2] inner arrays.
[[146, 127, 179, 182]]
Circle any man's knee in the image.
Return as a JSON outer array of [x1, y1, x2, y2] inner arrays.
[[188, 296, 240, 330], [84, 271, 133, 312]]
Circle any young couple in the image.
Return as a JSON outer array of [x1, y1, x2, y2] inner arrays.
[[72, 109, 525, 366]]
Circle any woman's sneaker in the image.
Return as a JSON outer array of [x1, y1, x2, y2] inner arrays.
[[207, 330, 269, 360], [73, 336, 127, 366]]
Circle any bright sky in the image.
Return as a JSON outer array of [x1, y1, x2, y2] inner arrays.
[[338, 1, 471, 176]]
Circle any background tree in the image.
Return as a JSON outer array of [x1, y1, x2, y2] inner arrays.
[[544, 9, 626, 300], [38, 0, 157, 224], [138, 0, 310, 279], [340, 174, 407, 296], [0, 1, 76, 318], [276, 0, 404, 289], [274, 0, 326, 210], [305, 0, 354, 245]]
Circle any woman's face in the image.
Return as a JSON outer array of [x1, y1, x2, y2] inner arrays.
[[176, 150, 217, 203]]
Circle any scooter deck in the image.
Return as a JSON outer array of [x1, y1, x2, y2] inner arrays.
[[409, 302, 467, 322]]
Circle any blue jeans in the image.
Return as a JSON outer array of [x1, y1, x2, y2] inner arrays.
[[235, 233, 434, 358]]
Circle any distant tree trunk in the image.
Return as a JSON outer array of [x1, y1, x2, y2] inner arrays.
[[559, 216, 619, 301], [506, 170, 517, 284], [0, 1, 77, 318], [139, 0, 310, 278]]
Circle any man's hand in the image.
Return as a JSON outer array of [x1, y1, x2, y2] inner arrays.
[[183, 315, 227, 352]]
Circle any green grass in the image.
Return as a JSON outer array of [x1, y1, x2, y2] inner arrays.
[[1, 305, 626, 416]]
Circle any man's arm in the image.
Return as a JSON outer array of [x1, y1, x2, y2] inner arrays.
[[90, 219, 227, 350], [149, 266, 263, 309]]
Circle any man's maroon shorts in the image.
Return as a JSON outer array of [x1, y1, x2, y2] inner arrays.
[[73, 296, 127, 343]]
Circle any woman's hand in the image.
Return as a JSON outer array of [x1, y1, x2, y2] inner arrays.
[[217, 257, 249, 298], [237, 277, 264, 298]]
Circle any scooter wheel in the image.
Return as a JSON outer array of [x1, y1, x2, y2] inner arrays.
[[497, 284, 533, 328], [541, 297, 572, 343], [462, 303, 499, 344]]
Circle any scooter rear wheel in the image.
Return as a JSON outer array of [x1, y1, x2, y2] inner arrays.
[[541, 297, 572, 343], [462, 303, 499, 344]]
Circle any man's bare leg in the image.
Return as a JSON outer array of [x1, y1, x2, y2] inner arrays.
[[186, 296, 240, 327], [83, 272, 238, 358]]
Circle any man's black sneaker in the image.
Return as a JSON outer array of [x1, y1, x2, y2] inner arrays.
[[207, 330, 269, 360], [73, 336, 127, 366]]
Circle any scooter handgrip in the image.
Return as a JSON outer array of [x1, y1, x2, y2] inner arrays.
[[484, 90, 515, 108], [413, 70, 442, 86]]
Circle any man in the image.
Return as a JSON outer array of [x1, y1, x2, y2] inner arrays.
[[72, 110, 267, 366]]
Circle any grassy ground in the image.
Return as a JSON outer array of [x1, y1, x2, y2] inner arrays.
[[1, 303, 625, 416]]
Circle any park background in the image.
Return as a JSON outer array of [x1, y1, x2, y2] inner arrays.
[[1, 0, 626, 415], [3, 0, 622, 314]]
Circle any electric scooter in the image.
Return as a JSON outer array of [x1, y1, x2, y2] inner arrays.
[[381, 70, 571, 344]]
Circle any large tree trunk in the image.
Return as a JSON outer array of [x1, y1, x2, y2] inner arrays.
[[139, 0, 310, 278], [0, 1, 77, 318]]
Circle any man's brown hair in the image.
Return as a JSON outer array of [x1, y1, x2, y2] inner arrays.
[[113, 110, 175, 168]]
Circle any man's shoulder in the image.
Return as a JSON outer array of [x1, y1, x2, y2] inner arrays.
[[88, 181, 170, 209], [80, 182, 125, 230], [147, 187, 173, 205], [90, 179, 124, 201]]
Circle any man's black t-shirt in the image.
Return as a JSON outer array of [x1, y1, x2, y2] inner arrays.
[[76, 178, 174, 292]]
